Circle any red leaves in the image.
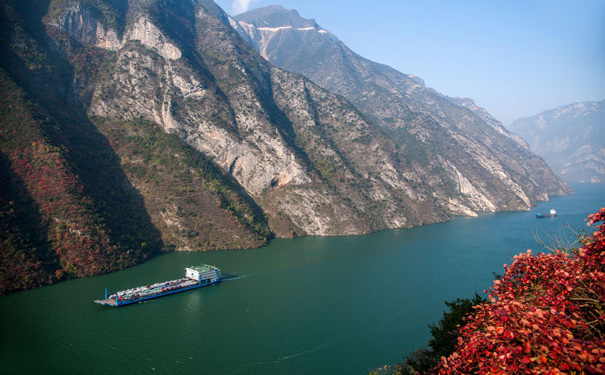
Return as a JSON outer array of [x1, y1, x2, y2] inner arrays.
[[434, 208, 605, 375], [523, 341, 531, 354], [9, 143, 128, 278]]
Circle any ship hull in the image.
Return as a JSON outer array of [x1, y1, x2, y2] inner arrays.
[[94, 280, 219, 306], [536, 213, 557, 218]]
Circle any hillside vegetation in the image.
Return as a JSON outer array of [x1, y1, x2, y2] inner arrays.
[[0, 69, 158, 293]]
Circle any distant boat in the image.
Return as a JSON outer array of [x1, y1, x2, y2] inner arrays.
[[536, 209, 557, 218]]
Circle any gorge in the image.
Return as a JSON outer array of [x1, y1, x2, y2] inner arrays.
[[1, 0, 569, 294]]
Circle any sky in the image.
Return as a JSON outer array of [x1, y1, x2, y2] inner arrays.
[[214, 0, 605, 125]]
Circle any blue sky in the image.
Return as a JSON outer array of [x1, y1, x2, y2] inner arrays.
[[214, 0, 605, 125]]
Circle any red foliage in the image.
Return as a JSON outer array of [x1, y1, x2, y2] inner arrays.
[[10, 142, 120, 277], [434, 208, 605, 374]]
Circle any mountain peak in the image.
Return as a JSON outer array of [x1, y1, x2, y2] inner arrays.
[[235, 5, 318, 29], [509, 101, 605, 182]]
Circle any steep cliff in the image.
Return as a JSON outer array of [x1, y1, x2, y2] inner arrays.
[[509, 101, 605, 183], [233, 6, 571, 216]]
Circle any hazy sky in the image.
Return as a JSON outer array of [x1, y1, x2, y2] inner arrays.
[[214, 0, 605, 125]]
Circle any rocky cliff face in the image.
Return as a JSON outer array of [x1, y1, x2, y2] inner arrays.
[[508, 101, 605, 183], [233, 6, 571, 217]]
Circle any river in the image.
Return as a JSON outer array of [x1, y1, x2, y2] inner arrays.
[[1, 183, 603, 375]]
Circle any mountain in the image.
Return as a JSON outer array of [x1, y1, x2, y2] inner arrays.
[[508, 101, 605, 183], [233, 6, 571, 216], [0, 0, 271, 293], [1, 0, 440, 292], [0, 0, 569, 293]]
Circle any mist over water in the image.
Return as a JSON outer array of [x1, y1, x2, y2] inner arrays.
[[1, 183, 602, 375]]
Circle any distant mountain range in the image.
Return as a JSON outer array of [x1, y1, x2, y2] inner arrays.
[[509, 101, 605, 183], [0, 0, 568, 293]]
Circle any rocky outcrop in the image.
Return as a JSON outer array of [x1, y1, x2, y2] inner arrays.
[[46, 2, 122, 50]]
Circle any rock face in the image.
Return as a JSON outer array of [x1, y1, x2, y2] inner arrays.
[[233, 6, 571, 216], [508, 101, 605, 183]]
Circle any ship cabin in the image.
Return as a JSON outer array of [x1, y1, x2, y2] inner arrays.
[[186, 264, 221, 285]]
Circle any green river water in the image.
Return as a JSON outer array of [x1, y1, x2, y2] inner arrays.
[[1, 183, 603, 375]]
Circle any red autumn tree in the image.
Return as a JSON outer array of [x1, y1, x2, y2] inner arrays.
[[435, 208, 605, 374]]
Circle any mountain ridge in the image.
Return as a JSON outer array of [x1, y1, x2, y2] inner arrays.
[[233, 5, 571, 215], [508, 100, 605, 183]]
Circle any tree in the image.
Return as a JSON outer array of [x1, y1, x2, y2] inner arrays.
[[434, 208, 605, 374], [398, 294, 487, 374]]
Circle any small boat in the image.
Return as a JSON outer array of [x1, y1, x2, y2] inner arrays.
[[536, 209, 557, 218]]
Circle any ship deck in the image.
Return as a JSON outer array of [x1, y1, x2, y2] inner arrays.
[[94, 298, 118, 306], [94, 279, 220, 307]]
